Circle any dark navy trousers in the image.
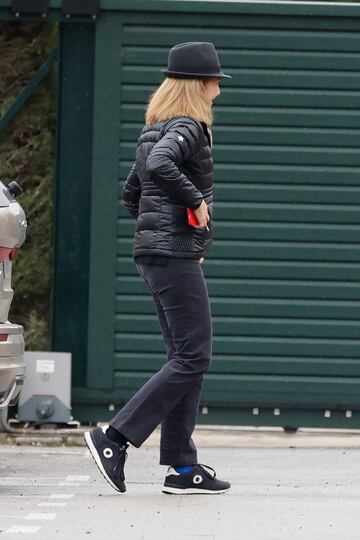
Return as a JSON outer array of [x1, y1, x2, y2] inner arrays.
[[109, 257, 212, 466]]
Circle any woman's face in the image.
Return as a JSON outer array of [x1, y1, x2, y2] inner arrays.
[[202, 78, 221, 107]]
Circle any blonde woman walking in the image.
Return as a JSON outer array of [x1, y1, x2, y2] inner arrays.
[[85, 42, 231, 495]]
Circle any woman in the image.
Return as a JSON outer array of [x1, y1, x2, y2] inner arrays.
[[85, 42, 231, 495]]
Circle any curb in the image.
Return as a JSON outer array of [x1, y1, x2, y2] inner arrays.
[[2, 426, 360, 448]]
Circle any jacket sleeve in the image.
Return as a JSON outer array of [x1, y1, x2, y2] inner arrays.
[[145, 118, 204, 210], [122, 163, 141, 218]]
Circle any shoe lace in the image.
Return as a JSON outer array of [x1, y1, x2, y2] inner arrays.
[[197, 464, 216, 479], [112, 444, 128, 481]]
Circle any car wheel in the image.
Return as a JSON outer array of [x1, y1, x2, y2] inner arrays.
[[0, 406, 9, 432]]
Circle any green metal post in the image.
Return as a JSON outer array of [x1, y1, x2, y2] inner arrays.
[[52, 23, 95, 388], [86, 13, 123, 389]]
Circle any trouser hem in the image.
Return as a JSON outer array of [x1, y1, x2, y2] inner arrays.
[[159, 454, 198, 466], [109, 424, 140, 449]]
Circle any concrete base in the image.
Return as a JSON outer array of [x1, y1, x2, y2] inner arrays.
[[4, 425, 360, 448]]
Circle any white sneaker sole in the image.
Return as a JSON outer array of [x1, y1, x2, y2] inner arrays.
[[162, 486, 230, 495], [84, 431, 125, 493]]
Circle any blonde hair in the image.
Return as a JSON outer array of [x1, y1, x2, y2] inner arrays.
[[145, 77, 213, 126]]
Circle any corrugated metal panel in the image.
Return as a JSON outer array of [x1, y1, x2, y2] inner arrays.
[[116, 10, 360, 412]]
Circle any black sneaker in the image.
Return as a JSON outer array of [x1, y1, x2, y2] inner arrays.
[[162, 464, 231, 495], [84, 425, 128, 493]]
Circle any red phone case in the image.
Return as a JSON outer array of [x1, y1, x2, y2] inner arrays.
[[187, 209, 199, 227]]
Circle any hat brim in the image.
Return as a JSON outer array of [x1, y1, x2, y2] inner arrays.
[[161, 69, 231, 79]]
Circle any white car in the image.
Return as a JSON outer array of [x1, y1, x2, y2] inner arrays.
[[0, 181, 27, 408]]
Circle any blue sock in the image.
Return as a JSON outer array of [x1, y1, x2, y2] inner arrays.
[[174, 465, 193, 474]]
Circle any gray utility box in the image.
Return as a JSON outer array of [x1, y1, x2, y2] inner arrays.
[[18, 351, 71, 424]]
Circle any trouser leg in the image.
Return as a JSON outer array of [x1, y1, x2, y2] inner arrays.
[[109, 258, 212, 457], [150, 291, 202, 466], [159, 378, 202, 466]]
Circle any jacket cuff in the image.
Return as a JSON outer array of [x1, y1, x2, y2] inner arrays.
[[188, 197, 204, 211]]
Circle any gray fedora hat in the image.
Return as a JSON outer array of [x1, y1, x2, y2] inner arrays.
[[162, 42, 231, 79]]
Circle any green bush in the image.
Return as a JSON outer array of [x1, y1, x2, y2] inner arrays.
[[0, 21, 57, 350]]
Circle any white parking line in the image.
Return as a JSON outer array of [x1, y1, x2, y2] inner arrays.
[[0, 477, 64, 480], [49, 493, 74, 499], [0, 495, 48, 498], [65, 475, 89, 482], [0, 477, 69, 486], [6, 526, 42, 534], [26, 513, 57, 521], [38, 502, 67, 507]]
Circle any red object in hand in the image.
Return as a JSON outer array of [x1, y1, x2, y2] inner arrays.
[[187, 209, 199, 227]]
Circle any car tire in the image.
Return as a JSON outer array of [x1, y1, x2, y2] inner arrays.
[[0, 406, 9, 432]]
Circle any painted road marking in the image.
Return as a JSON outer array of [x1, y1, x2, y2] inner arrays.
[[38, 502, 67, 507], [26, 513, 57, 521], [49, 493, 74, 499], [0, 477, 64, 480], [65, 475, 89, 482], [6, 526, 42, 534], [0, 476, 88, 486], [0, 495, 49, 498], [0, 515, 25, 519], [0, 479, 68, 487]]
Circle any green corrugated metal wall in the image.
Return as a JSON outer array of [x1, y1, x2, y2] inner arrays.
[[115, 9, 360, 425], [3, 0, 360, 425]]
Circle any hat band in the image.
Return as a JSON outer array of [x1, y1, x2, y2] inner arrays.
[[162, 69, 231, 79]]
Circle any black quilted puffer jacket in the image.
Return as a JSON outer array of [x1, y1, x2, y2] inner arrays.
[[122, 115, 214, 259]]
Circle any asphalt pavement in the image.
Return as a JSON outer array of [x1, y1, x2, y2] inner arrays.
[[0, 428, 360, 539]]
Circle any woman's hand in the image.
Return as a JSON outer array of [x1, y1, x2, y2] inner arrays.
[[193, 200, 210, 229]]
